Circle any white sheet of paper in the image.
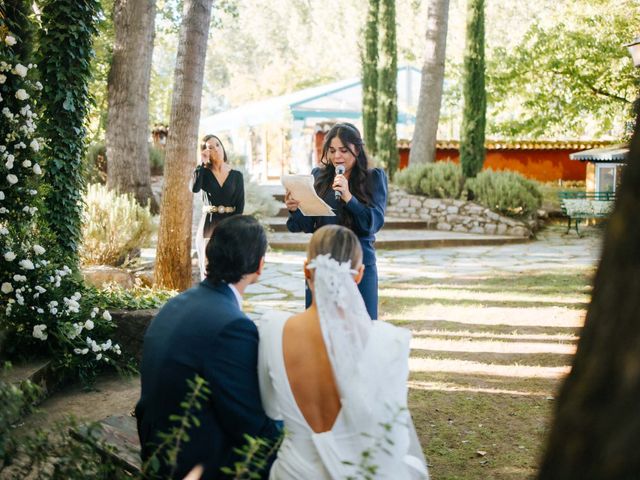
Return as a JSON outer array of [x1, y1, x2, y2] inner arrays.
[[281, 174, 335, 217]]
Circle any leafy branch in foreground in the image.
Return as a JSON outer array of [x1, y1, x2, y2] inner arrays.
[[221, 430, 284, 480], [141, 375, 211, 479]]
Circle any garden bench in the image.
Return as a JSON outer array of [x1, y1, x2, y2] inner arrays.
[[72, 414, 141, 475], [558, 191, 615, 237]]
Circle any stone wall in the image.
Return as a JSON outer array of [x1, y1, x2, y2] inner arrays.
[[386, 186, 533, 237]]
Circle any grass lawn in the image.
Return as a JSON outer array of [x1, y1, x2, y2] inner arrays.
[[380, 267, 594, 480]]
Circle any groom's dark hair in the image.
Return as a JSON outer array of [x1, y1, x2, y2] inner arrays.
[[206, 215, 267, 285]]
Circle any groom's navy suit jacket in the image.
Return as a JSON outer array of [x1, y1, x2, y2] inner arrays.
[[136, 280, 279, 479]]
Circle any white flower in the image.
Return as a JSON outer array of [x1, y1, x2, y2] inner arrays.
[[13, 64, 28, 78], [96, 353, 103, 361], [32, 324, 48, 341], [22, 159, 32, 168], [30, 139, 40, 151], [6, 174, 17, 185], [36, 308, 44, 314], [34, 285, 46, 293], [74, 348, 89, 355], [102, 311, 112, 321], [0, 74, 5, 84], [33, 244, 45, 255], [0, 207, 7, 214], [0, 191, 4, 200], [1, 282, 13, 294], [13, 275, 26, 282], [4, 36, 16, 46], [4, 251, 16, 261], [19, 259, 35, 270], [0, 227, 8, 235], [84, 319, 95, 330], [33, 164, 42, 175], [15, 89, 29, 101], [101, 339, 112, 350]]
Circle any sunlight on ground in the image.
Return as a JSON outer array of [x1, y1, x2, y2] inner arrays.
[[380, 286, 589, 305], [410, 329, 578, 343], [407, 380, 550, 398], [409, 357, 571, 379], [410, 337, 577, 354], [388, 305, 585, 327]]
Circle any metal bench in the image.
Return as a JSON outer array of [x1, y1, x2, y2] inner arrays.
[[558, 191, 615, 237]]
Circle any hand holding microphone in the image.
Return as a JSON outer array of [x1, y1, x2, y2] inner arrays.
[[333, 164, 350, 202]]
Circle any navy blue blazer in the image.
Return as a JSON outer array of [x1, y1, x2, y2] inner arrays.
[[286, 167, 387, 266], [136, 280, 280, 479]]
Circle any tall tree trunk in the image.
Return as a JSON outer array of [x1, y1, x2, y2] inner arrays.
[[375, 0, 398, 179], [536, 106, 640, 479], [361, 0, 379, 157], [409, 0, 450, 166], [459, 0, 486, 179], [154, 0, 213, 290], [106, 0, 158, 213]]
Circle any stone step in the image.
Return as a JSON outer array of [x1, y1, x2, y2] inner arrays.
[[267, 229, 529, 251], [0, 358, 58, 423], [264, 216, 431, 232]]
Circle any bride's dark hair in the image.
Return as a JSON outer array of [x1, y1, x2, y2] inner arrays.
[[307, 225, 363, 270], [315, 123, 372, 230]]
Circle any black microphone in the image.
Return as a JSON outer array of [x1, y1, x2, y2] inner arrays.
[[334, 165, 345, 201]]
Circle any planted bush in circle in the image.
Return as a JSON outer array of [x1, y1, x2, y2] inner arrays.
[[394, 161, 464, 198], [466, 169, 543, 216]]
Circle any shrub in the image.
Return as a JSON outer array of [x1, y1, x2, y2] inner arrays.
[[394, 161, 464, 198], [80, 184, 154, 266], [466, 169, 543, 216], [148, 145, 165, 175], [83, 142, 107, 184]]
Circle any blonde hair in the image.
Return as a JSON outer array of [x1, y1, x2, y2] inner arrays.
[[307, 225, 363, 270]]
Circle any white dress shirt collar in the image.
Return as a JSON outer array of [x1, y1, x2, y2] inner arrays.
[[227, 283, 243, 311]]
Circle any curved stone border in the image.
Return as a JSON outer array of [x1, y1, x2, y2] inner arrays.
[[386, 186, 533, 237]]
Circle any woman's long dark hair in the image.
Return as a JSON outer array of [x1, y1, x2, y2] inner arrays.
[[315, 123, 372, 229]]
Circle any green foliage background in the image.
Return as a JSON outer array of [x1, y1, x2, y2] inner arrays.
[[37, 0, 100, 257]]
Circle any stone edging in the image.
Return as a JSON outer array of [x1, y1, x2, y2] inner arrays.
[[387, 186, 533, 237]]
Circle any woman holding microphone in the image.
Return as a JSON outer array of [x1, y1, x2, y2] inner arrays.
[[191, 134, 244, 280], [285, 123, 387, 320]]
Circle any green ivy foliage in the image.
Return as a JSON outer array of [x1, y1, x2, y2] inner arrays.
[[36, 0, 100, 258]]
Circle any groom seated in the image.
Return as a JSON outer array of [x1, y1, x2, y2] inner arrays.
[[135, 215, 280, 479]]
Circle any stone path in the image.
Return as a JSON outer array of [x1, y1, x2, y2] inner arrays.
[[244, 224, 602, 319]]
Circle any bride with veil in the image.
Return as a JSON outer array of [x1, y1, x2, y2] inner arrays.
[[258, 225, 429, 479]]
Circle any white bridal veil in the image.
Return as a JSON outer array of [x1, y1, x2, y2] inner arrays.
[[307, 254, 429, 479]]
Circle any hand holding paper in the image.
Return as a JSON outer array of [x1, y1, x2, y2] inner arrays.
[[282, 175, 335, 217]]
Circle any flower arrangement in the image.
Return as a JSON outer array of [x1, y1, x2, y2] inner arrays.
[[0, 23, 123, 383]]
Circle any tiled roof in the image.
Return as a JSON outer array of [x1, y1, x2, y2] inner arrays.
[[396, 139, 616, 150]]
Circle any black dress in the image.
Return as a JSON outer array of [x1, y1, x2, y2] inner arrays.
[[191, 166, 245, 238], [191, 166, 244, 279]]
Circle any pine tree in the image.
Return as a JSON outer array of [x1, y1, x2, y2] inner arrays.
[[459, 0, 486, 179], [375, 0, 398, 178], [361, 0, 379, 157]]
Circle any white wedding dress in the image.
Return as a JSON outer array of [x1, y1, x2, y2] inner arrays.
[[258, 255, 429, 480]]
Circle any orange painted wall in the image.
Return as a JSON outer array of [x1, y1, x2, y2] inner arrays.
[[398, 147, 587, 182]]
